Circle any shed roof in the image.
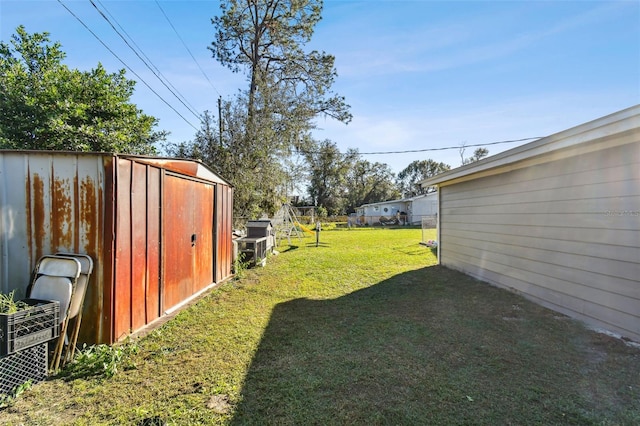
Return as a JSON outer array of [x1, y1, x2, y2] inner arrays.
[[0, 150, 232, 186], [246, 220, 273, 228], [126, 155, 231, 186], [420, 105, 640, 187]]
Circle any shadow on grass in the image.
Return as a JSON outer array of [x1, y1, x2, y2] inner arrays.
[[231, 266, 640, 425], [305, 242, 330, 248]]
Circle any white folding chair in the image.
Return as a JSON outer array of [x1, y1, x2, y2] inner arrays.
[[28, 255, 81, 371], [55, 253, 94, 364]]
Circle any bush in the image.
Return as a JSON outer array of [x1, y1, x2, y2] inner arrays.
[[61, 341, 139, 381]]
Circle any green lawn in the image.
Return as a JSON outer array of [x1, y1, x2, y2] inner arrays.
[[3, 227, 639, 425]]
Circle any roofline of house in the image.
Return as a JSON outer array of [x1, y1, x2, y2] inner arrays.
[[420, 104, 640, 187], [358, 192, 437, 209], [359, 200, 408, 209]]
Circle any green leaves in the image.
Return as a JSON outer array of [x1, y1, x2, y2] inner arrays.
[[196, 1, 352, 218], [397, 159, 451, 197], [0, 290, 29, 315], [61, 341, 139, 381], [0, 26, 164, 154]]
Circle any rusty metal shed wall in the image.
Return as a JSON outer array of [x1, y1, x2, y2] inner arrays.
[[0, 150, 112, 343], [215, 185, 234, 283], [0, 150, 234, 345], [112, 159, 233, 342], [113, 159, 163, 341]]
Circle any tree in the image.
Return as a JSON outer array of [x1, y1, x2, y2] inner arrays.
[[345, 160, 400, 213], [397, 159, 451, 197], [304, 139, 356, 215], [166, 110, 219, 162], [167, 100, 288, 219], [207, 0, 352, 217], [210, 0, 351, 129], [0, 26, 165, 153], [459, 146, 489, 165]]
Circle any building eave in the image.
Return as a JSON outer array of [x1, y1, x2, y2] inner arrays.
[[420, 105, 640, 188]]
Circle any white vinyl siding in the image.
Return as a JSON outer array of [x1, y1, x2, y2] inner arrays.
[[439, 141, 640, 341]]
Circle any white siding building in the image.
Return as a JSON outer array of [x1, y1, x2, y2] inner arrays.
[[409, 192, 438, 226], [356, 192, 438, 226], [420, 106, 640, 342]]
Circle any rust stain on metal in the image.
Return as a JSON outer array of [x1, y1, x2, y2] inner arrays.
[[73, 175, 80, 250], [78, 175, 103, 344], [31, 174, 45, 261], [16, 154, 233, 345], [51, 177, 72, 249], [25, 170, 33, 261], [100, 157, 116, 344], [80, 177, 98, 255]]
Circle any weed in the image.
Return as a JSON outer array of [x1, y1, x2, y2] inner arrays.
[[0, 290, 29, 314], [0, 380, 32, 409], [61, 340, 139, 381], [233, 252, 250, 279]]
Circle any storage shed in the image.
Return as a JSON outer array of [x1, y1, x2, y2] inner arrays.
[[420, 106, 640, 342], [0, 151, 234, 344]]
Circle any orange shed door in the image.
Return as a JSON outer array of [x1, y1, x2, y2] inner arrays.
[[162, 174, 214, 311]]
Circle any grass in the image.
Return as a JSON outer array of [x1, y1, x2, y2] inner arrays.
[[2, 227, 639, 425]]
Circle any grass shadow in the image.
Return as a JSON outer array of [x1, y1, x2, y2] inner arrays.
[[305, 242, 330, 248], [231, 266, 640, 425], [278, 245, 299, 252]]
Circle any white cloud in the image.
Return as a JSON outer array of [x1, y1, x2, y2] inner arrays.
[[314, 88, 637, 173], [330, 1, 635, 77]]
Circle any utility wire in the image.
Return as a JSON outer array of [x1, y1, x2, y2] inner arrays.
[[356, 137, 544, 155], [155, 0, 222, 98], [89, 0, 202, 121], [95, 0, 201, 116], [57, 0, 198, 131], [295, 137, 545, 156]]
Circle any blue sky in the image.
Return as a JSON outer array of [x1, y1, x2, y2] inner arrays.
[[1, 0, 638, 173]]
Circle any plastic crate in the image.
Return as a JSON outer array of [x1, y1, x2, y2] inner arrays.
[[0, 299, 59, 356], [0, 342, 48, 395]]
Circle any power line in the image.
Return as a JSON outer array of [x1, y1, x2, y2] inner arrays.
[[295, 137, 544, 157], [89, 0, 201, 121], [57, 0, 198, 131], [95, 0, 201, 116], [155, 0, 222, 98], [357, 137, 544, 155]]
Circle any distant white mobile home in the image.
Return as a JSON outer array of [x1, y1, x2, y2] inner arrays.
[[355, 192, 438, 226]]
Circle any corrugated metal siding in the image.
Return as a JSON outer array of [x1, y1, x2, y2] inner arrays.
[[0, 151, 109, 343], [162, 173, 196, 310], [1, 152, 233, 344], [145, 166, 161, 325], [113, 161, 231, 341], [194, 180, 214, 293], [113, 159, 165, 340], [439, 141, 640, 341], [161, 173, 217, 311], [215, 185, 233, 283], [114, 159, 133, 340]]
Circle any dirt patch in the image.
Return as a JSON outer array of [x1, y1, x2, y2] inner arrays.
[[207, 394, 232, 414]]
